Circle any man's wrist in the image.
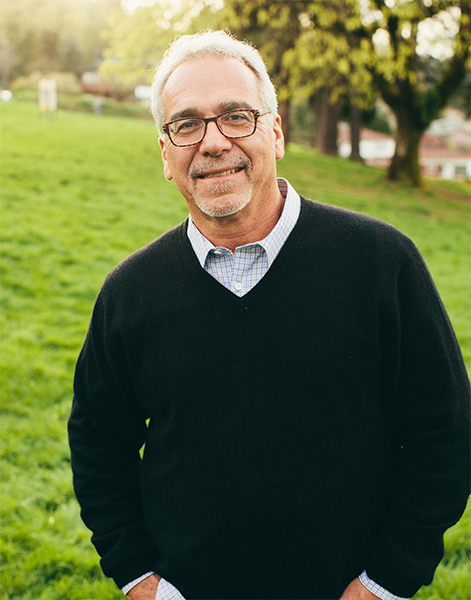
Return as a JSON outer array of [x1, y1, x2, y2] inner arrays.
[[122, 571, 156, 595]]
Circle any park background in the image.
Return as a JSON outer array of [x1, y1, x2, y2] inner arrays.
[[1, 0, 470, 598]]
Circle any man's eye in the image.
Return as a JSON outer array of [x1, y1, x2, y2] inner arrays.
[[175, 120, 201, 133], [226, 112, 249, 122]]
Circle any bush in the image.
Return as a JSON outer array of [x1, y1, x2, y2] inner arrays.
[[57, 94, 153, 120], [11, 72, 81, 95]]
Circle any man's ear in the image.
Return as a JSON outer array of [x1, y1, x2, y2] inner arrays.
[[273, 114, 285, 161], [159, 137, 173, 181]]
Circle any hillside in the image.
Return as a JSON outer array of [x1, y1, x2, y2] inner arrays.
[[1, 101, 469, 600]]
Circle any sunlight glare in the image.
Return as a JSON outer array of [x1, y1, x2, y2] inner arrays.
[[417, 11, 460, 60]]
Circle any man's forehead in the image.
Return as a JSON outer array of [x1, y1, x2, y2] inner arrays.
[[162, 56, 260, 120]]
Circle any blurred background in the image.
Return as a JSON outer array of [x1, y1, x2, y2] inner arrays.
[[1, 0, 470, 186]]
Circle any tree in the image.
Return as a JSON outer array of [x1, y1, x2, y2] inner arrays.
[[98, 0, 220, 86], [215, 0, 311, 144], [99, 3, 170, 86], [450, 70, 470, 118], [60, 34, 83, 75], [284, 0, 375, 157], [0, 0, 120, 80], [280, 0, 470, 183], [361, 0, 471, 186]]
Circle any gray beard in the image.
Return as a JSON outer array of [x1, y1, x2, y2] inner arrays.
[[194, 186, 252, 217], [190, 157, 252, 217]]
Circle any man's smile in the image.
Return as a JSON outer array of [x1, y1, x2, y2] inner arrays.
[[197, 167, 244, 179], [190, 157, 250, 182]]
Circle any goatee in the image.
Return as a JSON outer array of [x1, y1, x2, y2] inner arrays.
[[190, 157, 253, 218]]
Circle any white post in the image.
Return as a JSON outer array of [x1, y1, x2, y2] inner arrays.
[[38, 78, 58, 113]]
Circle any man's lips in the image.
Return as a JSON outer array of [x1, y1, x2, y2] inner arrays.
[[190, 157, 250, 180], [197, 167, 244, 179]]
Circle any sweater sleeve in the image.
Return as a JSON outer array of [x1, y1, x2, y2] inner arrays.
[[68, 291, 158, 589], [365, 238, 470, 598]]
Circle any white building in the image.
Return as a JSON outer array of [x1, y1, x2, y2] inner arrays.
[[338, 118, 471, 181], [420, 141, 471, 181], [338, 125, 395, 167]]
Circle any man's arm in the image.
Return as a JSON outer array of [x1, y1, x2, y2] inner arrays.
[[68, 395, 158, 586], [340, 578, 379, 600], [360, 238, 470, 597], [126, 574, 161, 600], [125, 574, 186, 600], [68, 292, 158, 588]]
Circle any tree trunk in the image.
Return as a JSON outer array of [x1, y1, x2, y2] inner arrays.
[[349, 102, 362, 162], [388, 110, 423, 187], [312, 87, 341, 156]]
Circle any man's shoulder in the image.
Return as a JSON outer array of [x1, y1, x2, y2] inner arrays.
[[299, 196, 399, 232], [298, 196, 415, 252], [103, 220, 188, 290]]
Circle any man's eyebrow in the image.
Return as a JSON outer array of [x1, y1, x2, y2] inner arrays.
[[219, 100, 254, 112], [168, 101, 255, 122], [169, 108, 199, 121]]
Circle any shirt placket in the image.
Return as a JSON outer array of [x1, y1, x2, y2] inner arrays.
[[231, 246, 265, 297], [208, 248, 234, 292]]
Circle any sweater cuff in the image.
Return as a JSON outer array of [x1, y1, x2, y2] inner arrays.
[[359, 571, 409, 600], [364, 518, 448, 597]]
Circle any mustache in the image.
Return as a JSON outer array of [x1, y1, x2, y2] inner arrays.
[[189, 157, 251, 180]]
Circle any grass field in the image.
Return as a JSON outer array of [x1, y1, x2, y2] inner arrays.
[[1, 100, 470, 600]]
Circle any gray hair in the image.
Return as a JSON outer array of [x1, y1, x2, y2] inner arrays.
[[151, 30, 278, 132]]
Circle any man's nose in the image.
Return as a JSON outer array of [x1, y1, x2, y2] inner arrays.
[[198, 121, 232, 156]]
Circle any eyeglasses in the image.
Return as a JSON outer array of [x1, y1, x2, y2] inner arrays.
[[162, 109, 266, 147]]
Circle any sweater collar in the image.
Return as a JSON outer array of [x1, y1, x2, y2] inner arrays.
[[187, 178, 301, 269]]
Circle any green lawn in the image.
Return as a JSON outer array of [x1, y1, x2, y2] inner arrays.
[[1, 101, 470, 599]]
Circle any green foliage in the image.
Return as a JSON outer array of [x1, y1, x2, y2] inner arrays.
[[99, 2, 175, 86], [363, 0, 471, 184], [10, 78, 154, 119], [57, 94, 154, 120], [220, 0, 470, 184], [220, 1, 311, 102], [285, 0, 374, 110], [98, 0, 224, 85], [1, 100, 470, 599]]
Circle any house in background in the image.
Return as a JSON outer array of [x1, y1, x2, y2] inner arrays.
[[338, 124, 394, 169], [338, 109, 471, 181], [420, 132, 471, 181]]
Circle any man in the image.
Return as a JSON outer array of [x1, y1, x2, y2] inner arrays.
[[68, 30, 470, 600]]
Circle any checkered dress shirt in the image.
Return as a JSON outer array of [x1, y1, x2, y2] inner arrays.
[[187, 179, 299, 297], [122, 179, 408, 600]]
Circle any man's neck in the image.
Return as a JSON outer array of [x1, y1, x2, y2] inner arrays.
[[189, 188, 285, 253]]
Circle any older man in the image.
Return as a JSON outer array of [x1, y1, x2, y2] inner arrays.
[[68, 31, 470, 600]]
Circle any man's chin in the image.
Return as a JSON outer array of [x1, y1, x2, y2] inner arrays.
[[194, 191, 252, 218]]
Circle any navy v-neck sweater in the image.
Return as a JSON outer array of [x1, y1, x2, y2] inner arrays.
[[69, 198, 470, 599]]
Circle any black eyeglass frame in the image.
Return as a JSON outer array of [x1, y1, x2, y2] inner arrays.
[[162, 109, 264, 147]]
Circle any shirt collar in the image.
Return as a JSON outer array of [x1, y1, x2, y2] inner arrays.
[[187, 178, 301, 269]]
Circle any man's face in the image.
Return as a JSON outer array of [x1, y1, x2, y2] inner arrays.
[[159, 56, 284, 220]]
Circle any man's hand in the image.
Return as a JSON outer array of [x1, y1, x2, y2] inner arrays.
[[339, 577, 380, 600], [126, 574, 161, 600]]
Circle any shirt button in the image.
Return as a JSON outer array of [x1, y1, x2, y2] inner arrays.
[[234, 282, 243, 291]]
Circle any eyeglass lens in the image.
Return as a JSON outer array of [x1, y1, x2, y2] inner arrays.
[[168, 110, 257, 146]]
